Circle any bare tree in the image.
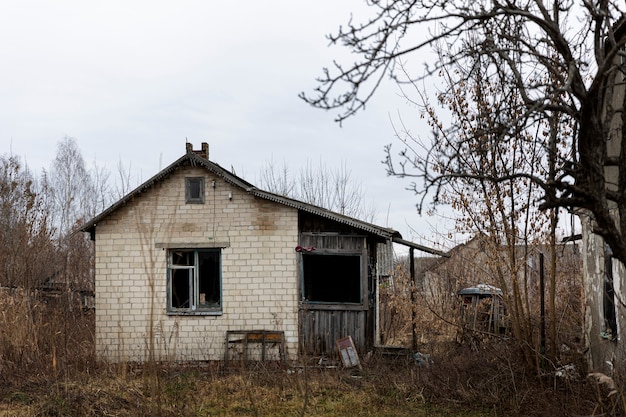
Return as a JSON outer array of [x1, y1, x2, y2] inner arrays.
[[115, 157, 135, 199], [258, 159, 296, 198], [0, 155, 55, 289], [301, 0, 626, 267], [49, 136, 95, 236], [387, 56, 576, 365], [91, 157, 112, 215], [258, 159, 378, 222]]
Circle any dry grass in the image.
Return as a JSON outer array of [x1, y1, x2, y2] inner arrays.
[[0, 363, 482, 417], [0, 347, 614, 417], [372, 259, 616, 417], [0, 290, 95, 382], [0, 292, 620, 417]]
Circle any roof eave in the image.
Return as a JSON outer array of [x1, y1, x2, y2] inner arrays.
[[249, 188, 401, 239], [393, 237, 450, 257]]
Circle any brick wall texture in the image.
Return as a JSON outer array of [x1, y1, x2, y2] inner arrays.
[[94, 166, 299, 362]]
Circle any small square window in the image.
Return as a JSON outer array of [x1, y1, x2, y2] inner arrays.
[[185, 177, 205, 204]]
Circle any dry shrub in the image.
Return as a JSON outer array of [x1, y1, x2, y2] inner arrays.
[[379, 261, 459, 348], [379, 263, 414, 346], [399, 338, 602, 416], [0, 290, 94, 387], [376, 251, 601, 416], [382, 240, 585, 369]]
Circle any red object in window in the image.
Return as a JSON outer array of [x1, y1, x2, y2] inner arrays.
[[295, 245, 315, 252]]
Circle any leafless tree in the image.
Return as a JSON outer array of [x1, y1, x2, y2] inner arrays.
[[91, 157, 112, 214], [0, 155, 55, 289], [49, 136, 95, 236], [115, 157, 135, 199], [258, 159, 296, 198], [301, 0, 626, 267], [258, 159, 378, 222]]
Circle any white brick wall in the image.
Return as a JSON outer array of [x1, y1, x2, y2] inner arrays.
[[95, 167, 299, 362]]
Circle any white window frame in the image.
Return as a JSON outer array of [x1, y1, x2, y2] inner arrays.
[[167, 249, 221, 315]]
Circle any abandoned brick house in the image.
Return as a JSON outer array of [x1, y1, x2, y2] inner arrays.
[[80, 142, 424, 362]]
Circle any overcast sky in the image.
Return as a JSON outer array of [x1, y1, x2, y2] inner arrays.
[[0, 0, 457, 251]]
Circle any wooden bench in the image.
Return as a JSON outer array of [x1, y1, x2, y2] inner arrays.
[[224, 330, 286, 368]]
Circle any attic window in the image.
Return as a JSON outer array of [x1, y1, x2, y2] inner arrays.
[[302, 253, 362, 304], [185, 177, 205, 204]]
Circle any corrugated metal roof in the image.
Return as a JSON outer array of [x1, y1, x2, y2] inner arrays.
[[458, 284, 503, 296], [392, 237, 450, 257], [249, 188, 399, 238], [78, 150, 403, 240]]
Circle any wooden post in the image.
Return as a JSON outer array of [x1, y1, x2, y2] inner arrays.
[[539, 253, 546, 355], [410, 247, 417, 352]]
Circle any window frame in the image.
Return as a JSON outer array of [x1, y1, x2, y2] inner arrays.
[[166, 248, 222, 316], [185, 177, 205, 204], [602, 244, 618, 340], [300, 251, 365, 309]]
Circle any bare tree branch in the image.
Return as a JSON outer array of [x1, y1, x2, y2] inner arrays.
[[304, 0, 626, 266]]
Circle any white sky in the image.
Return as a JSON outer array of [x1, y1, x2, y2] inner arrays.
[[0, 0, 457, 251]]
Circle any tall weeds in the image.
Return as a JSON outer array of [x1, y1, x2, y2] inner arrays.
[[0, 290, 94, 386]]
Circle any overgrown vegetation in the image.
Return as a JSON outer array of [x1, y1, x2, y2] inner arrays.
[[0, 138, 619, 415], [0, 293, 618, 417], [0, 246, 607, 416], [374, 251, 617, 415]]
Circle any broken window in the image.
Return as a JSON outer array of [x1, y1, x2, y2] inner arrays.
[[621, 48, 626, 81], [602, 244, 618, 340], [185, 177, 205, 204], [167, 249, 221, 314], [302, 253, 362, 303]]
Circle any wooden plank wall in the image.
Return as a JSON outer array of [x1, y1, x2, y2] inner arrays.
[[298, 309, 368, 355], [299, 233, 365, 252]]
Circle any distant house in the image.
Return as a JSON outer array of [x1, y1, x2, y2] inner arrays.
[[80, 143, 430, 362], [417, 235, 493, 301], [414, 235, 581, 345]]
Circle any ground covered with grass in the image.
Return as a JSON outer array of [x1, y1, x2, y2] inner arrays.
[[0, 296, 618, 416], [0, 347, 616, 417], [0, 364, 491, 417]]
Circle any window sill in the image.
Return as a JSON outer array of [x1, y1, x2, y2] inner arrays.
[[299, 302, 367, 311], [600, 331, 617, 341], [166, 310, 223, 316]]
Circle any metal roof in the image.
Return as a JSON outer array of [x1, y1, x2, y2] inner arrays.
[[78, 150, 403, 240], [458, 284, 503, 297], [392, 237, 450, 257]]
